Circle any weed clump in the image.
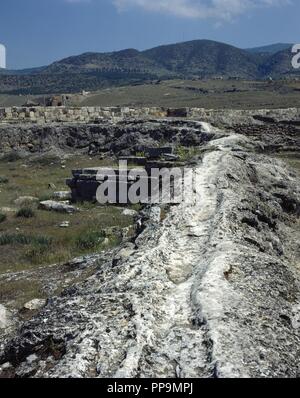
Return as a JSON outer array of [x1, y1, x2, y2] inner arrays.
[[16, 207, 35, 218]]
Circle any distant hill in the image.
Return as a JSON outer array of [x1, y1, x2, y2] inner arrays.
[[0, 40, 298, 95], [259, 47, 300, 77], [143, 40, 259, 79], [43, 40, 260, 79], [45, 49, 170, 76], [246, 43, 293, 54]]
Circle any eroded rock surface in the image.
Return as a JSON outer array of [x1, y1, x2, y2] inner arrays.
[[1, 123, 299, 378], [0, 305, 13, 330], [39, 200, 79, 214]]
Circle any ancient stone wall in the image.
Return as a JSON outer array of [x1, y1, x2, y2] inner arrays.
[[1, 106, 300, 125], [0, 106, 167, 124]]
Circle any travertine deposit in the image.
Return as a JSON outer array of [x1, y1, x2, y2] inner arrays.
[[0, 109, 299, 378]]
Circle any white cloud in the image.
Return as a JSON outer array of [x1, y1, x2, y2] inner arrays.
[[63, 0, 291, 20], [112, 0, 290, 20]]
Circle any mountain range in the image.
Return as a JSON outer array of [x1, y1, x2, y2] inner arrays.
[[0, 40, 298, 95], [245, 43, 292, 54]]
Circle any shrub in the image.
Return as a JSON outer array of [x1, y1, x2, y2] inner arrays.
[[75, 231, 105, 251], [16, 207, 35, 218], [0, 213, 7, 223]]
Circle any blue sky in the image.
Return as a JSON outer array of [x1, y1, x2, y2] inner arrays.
[[0, 0, 299, 69]]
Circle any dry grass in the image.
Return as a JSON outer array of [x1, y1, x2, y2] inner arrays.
[[0, 279, 44, 309], [2, 79, 300, 109], [75, 79, 300, 110]]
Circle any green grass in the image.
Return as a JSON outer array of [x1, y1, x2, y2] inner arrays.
[[75, 230, 106, 250], [175, 145, 199, 161], [0, 213, 7, 223], [135, 151, 146, 157], [0, 233, 52, 246]]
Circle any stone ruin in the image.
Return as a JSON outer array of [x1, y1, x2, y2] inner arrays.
[[1, 105, 300, 126], [66, 147, 184, 204]]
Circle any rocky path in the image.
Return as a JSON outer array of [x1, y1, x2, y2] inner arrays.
[[1, 131, 300, 378]]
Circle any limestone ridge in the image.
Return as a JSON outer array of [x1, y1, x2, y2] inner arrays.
[[1, 121, 300, 377]]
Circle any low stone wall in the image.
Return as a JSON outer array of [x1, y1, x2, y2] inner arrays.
[[1, 106, 300, 126], [0, 106, 167, 124]]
